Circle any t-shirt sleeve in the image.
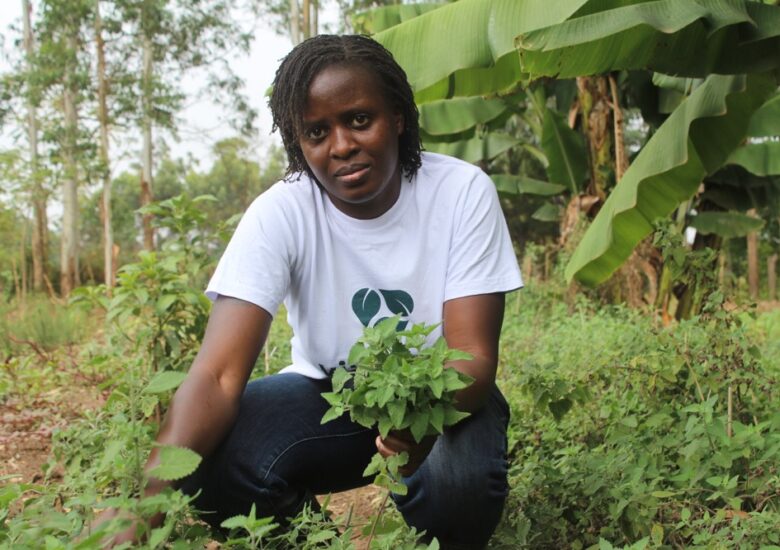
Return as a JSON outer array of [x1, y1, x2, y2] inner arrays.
[[444, 170, 523, 301], [205, 189, 293, 316]]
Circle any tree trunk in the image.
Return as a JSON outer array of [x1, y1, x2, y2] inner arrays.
[[576, 75, 613, 201], [768, 253, 777, 301], [608, 73, 627, 182], [312, 0, 318, 37], [60, 34, 80, 297], [289, 0, 301, 45], [141, 32, 155, 251], [302, 0, 310, 40], [22, 0, 47, 293], [95, 0, 114, 291], [746, 209, 759, 300]]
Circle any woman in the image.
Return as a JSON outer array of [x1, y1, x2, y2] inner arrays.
[[127, 35, 522, 549]]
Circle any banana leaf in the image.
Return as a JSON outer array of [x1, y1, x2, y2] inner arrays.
[[690, 211, 764, 239], [728, 142, 780, 177], [517, 0, 780, 79], [541, 109, 588, 193], [747, 93, 780, 137], [374, 0, 590, 96], [418, 97, 508, 136], [422, 132, 520, 164], [491, 175, 566, 197], [565, 73, 776, 286], [352, 3, 445, 34]]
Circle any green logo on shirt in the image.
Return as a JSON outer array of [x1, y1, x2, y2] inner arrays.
[[352, 288, 414, 330]]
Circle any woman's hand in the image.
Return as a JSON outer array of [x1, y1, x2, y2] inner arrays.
[[375, 430, 437, 477]]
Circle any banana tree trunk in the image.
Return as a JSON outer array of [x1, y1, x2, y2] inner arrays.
[[22, 0, 47, 292], [768, 253, 777, 301], [576, 75, 613, 201], [746, 209, 759, 300]]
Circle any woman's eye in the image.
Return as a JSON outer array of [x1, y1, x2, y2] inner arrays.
[[352, 114, 370, 127], [306, 127, 326, 140]]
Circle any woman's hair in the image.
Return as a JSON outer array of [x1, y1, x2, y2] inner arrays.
[[269, 34, 422, 181]]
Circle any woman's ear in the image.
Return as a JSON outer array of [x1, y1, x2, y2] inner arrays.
[[395, 112, 404, 136]]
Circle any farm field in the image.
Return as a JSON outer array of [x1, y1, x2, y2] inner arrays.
[[2, 283, 779, 549]]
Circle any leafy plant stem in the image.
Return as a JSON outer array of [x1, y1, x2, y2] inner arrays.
[[367, 488, 392, 549], [727, 384, 733, 438]]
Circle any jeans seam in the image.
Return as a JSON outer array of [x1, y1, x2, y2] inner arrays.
[[262, 428, 373, 482]]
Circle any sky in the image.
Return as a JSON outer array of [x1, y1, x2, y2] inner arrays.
[[0, 3, 299, 173]]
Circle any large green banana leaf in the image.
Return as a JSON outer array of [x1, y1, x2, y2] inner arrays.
[[418, 97, 508, 136], [374, 0, 590, 97], [517, 0, 780, 79], [541, 109, 588, 193], [352, 3, 445, 34], [728, 142, 780, 177], [690, 211, 764, 239], [491, 175, 566, 197], [565, 73, 776, 286], [422, 132, 520, 164], [747, 93, 780, 137]]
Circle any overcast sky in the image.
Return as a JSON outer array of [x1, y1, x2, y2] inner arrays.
[[0, 3, 298, 172]]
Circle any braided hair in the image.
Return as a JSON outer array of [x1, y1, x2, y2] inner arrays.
[[269, 34, 422, 181]]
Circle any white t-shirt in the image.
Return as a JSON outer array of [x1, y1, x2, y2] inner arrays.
[[206, 152, 523, 379]]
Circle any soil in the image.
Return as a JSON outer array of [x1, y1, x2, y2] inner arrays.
[[1, 385, 106, 484]]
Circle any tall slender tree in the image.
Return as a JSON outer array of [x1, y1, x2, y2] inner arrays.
[[21, 0, 48, 293]]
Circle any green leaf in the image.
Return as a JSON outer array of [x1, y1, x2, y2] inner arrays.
[[352, 3, 444, 34], [308, 530, 337, 544], [532, 203, 561, 222], [565, 73, 776, 286], [388, 400, 406, 428], [430, 376, 444, 399], [419, 97, 508, 134], [651, 523, 664, 546], [517, 1, 780, 79], [542, 109, 588, 193], [331, 367, 351, 392], [728, 142, 780, 176], [430, 404, 445, 434], [375, 0, 590, 95], [690, 211, 764, 238], [156, 294, 177, 315], [548, 398, 572, 420], [410, 412, 430, 443], [492, 175, 566, 197], [143, 371, 187, 394], [747, 93, 780, 137], [148, 445, 202, 481], [321, 406, 344, 425], [423, 132, 520, 164]]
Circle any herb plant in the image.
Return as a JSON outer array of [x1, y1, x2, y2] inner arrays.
[[321, 317, 474, 494]]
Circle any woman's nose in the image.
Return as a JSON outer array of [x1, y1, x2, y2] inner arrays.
[[330, 126, 358, 158]]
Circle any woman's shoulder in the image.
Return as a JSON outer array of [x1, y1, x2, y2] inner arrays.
[[416, 152, 494, 196], [245, 173, 320, 218]]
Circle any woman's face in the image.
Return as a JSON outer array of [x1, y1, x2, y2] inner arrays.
[[298, 63, 403, 220]]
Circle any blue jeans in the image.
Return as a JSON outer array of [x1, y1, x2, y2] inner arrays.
[[181, 373, 510, 548]]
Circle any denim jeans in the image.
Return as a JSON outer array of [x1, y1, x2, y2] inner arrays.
[[181, 372, 510, 548]]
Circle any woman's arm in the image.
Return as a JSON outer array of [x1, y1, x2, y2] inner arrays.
[[144, 295, 272, 493], [96, 296, 271, 545], [441, 292, 505, 413]]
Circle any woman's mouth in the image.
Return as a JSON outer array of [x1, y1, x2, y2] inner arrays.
[[334, 164, 370, 184]]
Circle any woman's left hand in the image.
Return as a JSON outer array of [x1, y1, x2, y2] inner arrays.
[[375, 430, 437, 477]]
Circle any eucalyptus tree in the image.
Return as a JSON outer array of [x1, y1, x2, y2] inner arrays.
[[33, 0, 93, 296], [21, 0, 48, 292], [113, 0, 256, 250]]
